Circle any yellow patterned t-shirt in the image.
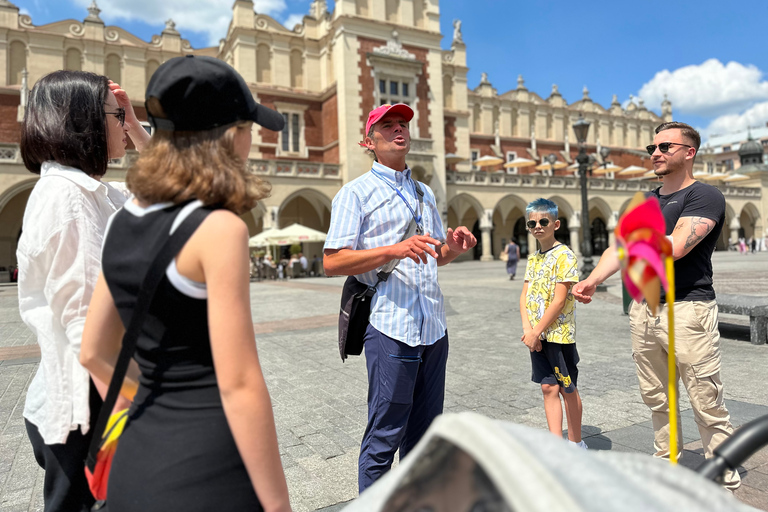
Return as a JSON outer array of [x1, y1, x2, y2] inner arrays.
[[524, 243, 579, 344]]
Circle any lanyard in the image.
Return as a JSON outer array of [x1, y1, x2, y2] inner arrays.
[[371, 169, 423, 234]]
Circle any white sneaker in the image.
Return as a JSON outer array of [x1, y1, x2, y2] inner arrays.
[[570, 440, 588, 450]]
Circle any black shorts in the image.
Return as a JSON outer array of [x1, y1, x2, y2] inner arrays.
[[530, 339, 579, 393]]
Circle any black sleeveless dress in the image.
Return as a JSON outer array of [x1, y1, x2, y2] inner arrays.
[[102, 201, 263, 512]]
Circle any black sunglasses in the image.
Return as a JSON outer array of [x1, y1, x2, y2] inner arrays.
[[527, 218, 550, 229], [645, 142, 693, 156], [105, 107, 126, 126]]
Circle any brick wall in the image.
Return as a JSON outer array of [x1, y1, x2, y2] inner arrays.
[[444, 116, 456, 154], [0, 94, 20, 144]]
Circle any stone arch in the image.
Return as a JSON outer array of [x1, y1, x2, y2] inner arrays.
[[65, 47, 82, 71], [145, 59, 160, 89], [492, 194, 528, 258], [9, 40, 26, 85], [256, 44, 271, 83], [277, 189, 332, 260], [289, 49, 303, 89], [618, 196, 634, 217], [0, 179, 36, 268], [277, 188, 332, 230], [239, 201, 267, 237], [588, 196, 612, 224], [105, 53, 121, 84], [717, 202, 736, 250], [447, 193, 483, 260], [447, 193, 482, 229], [739, 202, 760, 241]]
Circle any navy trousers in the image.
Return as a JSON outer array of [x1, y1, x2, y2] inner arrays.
[[358, 324, 449, 493]]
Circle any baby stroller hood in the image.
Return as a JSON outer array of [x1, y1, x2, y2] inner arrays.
[[345, 412, 757, 512]]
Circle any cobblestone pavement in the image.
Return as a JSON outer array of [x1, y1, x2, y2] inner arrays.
[[1, 251, 768, 511]]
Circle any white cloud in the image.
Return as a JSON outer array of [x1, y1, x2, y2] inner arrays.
[[72, 0, 290, 46], [639, 59, 768, 118], [282, 13, 305, 30], [703, 101, 768, 138]]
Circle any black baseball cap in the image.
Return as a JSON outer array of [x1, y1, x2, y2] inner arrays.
[[145, 55, 284, 132]]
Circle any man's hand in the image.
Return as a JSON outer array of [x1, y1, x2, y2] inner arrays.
[[392, 234, 441, 264], [572, 280, 596, 304], [521, 330, 542, 352], [445, 226, 477, 254]]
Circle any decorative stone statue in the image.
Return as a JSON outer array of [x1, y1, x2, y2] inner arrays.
[[480, 72, 488, 84], [452, 19, 463, 44], [551, 84, 559, 95]]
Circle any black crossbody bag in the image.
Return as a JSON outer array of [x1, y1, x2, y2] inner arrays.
[[337, 182, 424, 362]]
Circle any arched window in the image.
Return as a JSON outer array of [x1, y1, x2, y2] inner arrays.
[[9, 41, 26, 86], [289, 50, 303, 89], [592, 218, 608, 255], [65, 48, 82, 71], [443, 75, 453, 109], [355, 0, 368, 16], [105, 54, 121, 84], [145, 59, 159, 89], [385, 0, 399, 23], [256, 44, 271, 83]]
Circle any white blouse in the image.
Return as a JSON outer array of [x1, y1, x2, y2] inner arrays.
[[18, 161, 129, 445]]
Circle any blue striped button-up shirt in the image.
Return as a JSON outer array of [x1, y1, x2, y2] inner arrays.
[[324, 161, 447, 347]]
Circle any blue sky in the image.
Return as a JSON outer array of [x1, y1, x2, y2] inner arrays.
[[17, 0, 768, 142]]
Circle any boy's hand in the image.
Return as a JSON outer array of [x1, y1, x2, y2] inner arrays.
[[521, 330, 542, 352]]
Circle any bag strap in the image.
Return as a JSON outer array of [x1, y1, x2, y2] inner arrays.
[[372, 181, 425, 288], [86, 206, 212, 471]]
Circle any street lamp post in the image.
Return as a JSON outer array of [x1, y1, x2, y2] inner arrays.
[[572, 115, 595, 278]]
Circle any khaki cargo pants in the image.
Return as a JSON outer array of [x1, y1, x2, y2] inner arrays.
[[629, 299, 741, 490]]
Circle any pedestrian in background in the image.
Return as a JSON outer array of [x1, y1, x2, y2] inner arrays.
[[506, 238, 520, 280]]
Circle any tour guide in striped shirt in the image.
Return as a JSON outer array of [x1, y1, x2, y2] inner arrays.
[[323, 103, 477, 493]]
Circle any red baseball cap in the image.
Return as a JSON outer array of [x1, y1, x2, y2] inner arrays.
[[363, 103, 414, 137]]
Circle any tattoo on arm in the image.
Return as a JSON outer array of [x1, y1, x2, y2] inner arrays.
[[684, 217, 713, 250]]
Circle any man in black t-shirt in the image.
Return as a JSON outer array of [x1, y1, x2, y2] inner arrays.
[[573, 122, 740, 490]]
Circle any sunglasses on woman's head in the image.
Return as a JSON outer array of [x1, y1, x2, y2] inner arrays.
[[105, 107, 126, 126], [645, 142, 693, 156], [527, 218, 550, 229]]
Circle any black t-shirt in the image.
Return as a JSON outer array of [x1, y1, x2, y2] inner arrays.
[[647, 181, 725, 301]]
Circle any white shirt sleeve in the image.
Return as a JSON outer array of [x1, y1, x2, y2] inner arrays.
[[42, 217, 104, 357]]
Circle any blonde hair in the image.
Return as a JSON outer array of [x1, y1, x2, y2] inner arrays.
[[126, 122, 270, 214]]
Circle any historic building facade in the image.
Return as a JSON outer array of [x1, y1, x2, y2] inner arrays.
[[0, 0, 764, 272]]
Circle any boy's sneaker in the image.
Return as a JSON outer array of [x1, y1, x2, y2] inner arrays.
[[570, 440, 588, 450]]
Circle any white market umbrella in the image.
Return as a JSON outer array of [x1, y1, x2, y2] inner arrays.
[[503, 157, 536, 169], [266, 223, 327, 245], [692, 171, 710, 179], [700, 172, 729, 182], [723, 173, 751, 183], [474, 155, 504, 168], [593, 163, 622, 175], [445, 153, 467, 165], [248, 228, 277, 248], [619, 165, 650, 176], [534, 161, 567, 171]]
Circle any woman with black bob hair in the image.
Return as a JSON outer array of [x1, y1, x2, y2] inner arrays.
[[17, 70, 149, 511], [80, 56, 291, 511]]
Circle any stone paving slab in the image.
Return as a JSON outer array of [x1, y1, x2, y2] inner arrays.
[[1, 252, 768, 511]]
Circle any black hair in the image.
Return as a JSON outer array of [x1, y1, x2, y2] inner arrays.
[[21, 70, 111, 177]]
